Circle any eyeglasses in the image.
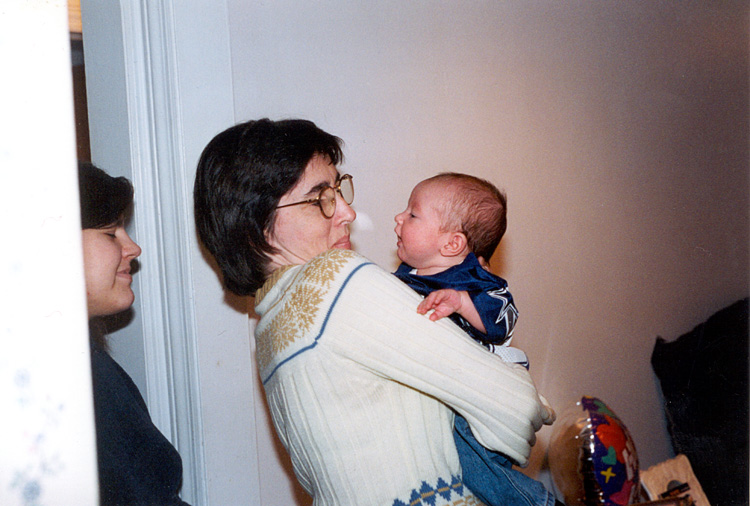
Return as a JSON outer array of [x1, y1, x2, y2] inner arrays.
[[276, 174, 354, 219]]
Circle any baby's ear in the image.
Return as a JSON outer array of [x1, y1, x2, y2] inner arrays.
[[440, 232, 468, 257]]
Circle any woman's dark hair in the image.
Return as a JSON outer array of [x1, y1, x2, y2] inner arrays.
[[78, 161, 134, 229], [193, 118, 343, 296]]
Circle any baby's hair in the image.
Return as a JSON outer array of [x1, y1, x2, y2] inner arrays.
[[424, 172, 507, 261]]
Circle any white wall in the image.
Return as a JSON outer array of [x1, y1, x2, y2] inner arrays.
[[227, 0, 748, 489], [1, 2, 98, 505]]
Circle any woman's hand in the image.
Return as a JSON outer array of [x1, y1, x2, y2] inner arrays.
[[539, 395, 556, 425]]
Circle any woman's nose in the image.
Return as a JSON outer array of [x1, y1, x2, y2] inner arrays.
[[122, 232, 142, 259], [337, 198, 356, 223]]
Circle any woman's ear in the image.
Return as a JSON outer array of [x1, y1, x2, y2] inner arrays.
[[440, 232, 468, 258]]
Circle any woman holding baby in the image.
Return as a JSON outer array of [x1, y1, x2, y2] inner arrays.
[[193, 118, 554, 506]]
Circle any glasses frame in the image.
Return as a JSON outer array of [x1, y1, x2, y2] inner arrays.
[[275, 174, 354, 219]]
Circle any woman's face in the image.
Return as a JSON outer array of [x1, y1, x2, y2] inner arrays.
[[266, 154, 356, 269], [82, 222, 142, 318]]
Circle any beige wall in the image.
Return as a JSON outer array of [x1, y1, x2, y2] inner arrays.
[[229, 0, 748, 480]]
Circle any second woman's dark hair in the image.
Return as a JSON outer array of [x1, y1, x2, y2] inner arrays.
[[78, 161, 134, 229], [193, 118, 343, 296]]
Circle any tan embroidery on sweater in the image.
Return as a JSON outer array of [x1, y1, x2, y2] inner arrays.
[[452, 498, 484, 505], [256, 250, 353, 369], [255, 265, 293, 303], [304, 248, 351, 288], [452, 497, 484, 506]]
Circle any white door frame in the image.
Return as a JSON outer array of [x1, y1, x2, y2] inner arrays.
[[81, 1, 236, 504], [118, 2, 208, 504]]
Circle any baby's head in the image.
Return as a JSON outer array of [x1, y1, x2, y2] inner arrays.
[[394, 172, 507, 273]]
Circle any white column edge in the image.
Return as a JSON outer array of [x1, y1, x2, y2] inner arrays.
[[119, 1, 208, 504]]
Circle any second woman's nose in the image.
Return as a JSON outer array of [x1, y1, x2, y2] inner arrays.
[[122, 232, 142, 259]]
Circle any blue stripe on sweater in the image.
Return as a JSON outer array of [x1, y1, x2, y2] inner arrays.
[[262, 261, 373, 384]]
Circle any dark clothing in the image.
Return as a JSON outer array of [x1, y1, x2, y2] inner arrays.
[[394, 253, 518, 347], [91, 344, 189, 506]]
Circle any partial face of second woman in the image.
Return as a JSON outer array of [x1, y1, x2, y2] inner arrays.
[[266, 153, 357, 270], [82, 220, 141, 318]]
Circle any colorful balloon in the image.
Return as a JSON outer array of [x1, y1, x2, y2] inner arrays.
[[548, 396, 640, 506]]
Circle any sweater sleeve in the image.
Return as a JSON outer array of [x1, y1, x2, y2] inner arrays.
[[324, 261, 554, 466]]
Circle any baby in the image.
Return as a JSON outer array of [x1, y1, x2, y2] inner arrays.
[[394, 172, 556, 506]]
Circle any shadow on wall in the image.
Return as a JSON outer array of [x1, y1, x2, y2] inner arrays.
[[196, 241, 252, 316]]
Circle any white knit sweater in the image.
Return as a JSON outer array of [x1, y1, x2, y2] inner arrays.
[[254, 249, 554, 506]]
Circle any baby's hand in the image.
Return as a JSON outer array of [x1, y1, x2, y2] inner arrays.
[[417, 289, 465, 321]]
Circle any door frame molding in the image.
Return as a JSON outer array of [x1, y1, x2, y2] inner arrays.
[[119, 2, 207, 504]]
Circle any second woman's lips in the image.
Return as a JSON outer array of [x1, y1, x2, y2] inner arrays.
[[117, 267, 132, 281]]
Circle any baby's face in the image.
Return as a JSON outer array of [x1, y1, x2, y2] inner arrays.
[[393, 181, 453, 270]]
